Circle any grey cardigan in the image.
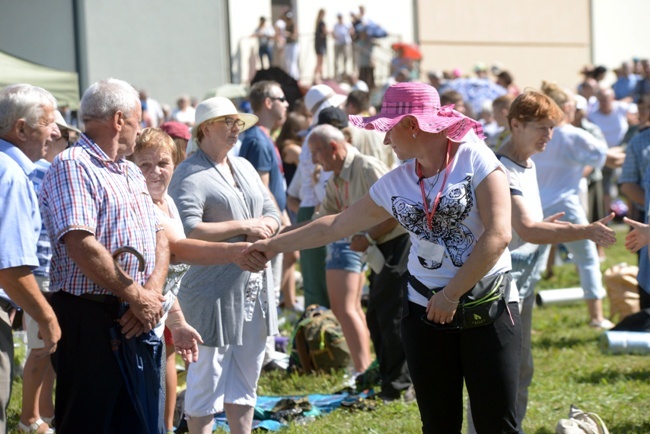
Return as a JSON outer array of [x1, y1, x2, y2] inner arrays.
[[168, 149, 280, 347]]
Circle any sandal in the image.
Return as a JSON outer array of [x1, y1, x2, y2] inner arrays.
[[42, 416, 55, 432], [17, 418, 54, 433]]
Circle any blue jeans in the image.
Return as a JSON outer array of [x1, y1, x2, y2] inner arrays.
[[543, 199, 606, 299], [326, 240, 365, 273], [258, 44, 272, 68]]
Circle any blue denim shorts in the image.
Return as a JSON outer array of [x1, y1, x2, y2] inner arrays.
[[326, 240, 365, 273]]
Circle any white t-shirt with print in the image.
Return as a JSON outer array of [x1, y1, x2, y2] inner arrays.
[[369, 137, 515, 307], [498, 155, 543, 255]]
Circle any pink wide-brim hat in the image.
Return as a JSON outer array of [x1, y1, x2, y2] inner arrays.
[[348, 82, 485, 142]]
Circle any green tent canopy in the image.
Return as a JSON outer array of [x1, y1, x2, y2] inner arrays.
[[0, 50, 80, 110]]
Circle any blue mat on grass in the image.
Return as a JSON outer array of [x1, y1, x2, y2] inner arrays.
[[212, 391, 371, 432]]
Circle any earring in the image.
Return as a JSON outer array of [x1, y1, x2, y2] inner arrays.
[[412, 134, 417, 139]]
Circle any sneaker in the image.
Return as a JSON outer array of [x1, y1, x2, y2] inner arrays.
[[403, 385, 417, 403], [589, 318, 615, 330]]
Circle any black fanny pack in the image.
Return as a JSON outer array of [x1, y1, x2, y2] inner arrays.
[[408, 272, 511, 331]]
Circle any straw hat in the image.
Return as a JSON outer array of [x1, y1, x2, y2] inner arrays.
[[192, 97, 258, 139]]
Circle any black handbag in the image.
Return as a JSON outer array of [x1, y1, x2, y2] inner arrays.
[[408, 272, 511, 330]]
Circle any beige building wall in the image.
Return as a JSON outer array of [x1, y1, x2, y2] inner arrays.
[[418, 0, 592, 90], [591, 0, 650, 83]]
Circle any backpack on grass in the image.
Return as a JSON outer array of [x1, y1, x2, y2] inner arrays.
[[289, 305, 351, 373]]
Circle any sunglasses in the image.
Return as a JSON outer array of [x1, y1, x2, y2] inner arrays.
[[268, 96, 287, 103]]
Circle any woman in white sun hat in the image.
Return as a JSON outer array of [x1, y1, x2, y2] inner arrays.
[[168, 97, 281, 434]]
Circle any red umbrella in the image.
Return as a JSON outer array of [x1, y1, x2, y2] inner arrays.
[[391, 42, 422, 61]]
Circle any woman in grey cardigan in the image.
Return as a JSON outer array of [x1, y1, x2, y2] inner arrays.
[[168, 97, 280, 434]]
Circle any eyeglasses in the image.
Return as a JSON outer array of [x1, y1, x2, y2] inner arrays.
[[219, 117, 246, 129], [268, 96, 287, 103]]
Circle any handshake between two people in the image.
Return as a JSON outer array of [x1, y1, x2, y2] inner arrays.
[[237, 239, 277, 273]]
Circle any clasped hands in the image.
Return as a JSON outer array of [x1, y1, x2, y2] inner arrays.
[[236, 217, 278, 272], [237, 238, 276, 273], [119, 282, 165, 339]]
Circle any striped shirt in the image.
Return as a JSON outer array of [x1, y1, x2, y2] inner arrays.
[[40, 134, 160, 296]]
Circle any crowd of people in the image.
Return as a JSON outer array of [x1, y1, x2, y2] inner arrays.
[[1, 38, 650, 434]]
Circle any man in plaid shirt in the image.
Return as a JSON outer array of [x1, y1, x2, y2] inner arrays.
[[40, 78, 169, 433]]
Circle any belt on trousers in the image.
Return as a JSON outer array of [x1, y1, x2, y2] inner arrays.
[[77, 293, 121, 304], [407, 273, 437, 300]]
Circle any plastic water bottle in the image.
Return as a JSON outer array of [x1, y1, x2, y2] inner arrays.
[[600, 331, 650, 355]]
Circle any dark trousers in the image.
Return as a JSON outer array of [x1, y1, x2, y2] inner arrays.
[[51, 291, 149, 434], [359, 66, 375, 90], [297, 206, 329, 308], [366, 234, 411, 398], [402, 300, 521, 434]]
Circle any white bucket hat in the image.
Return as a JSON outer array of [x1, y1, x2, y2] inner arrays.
[[304, 85, 347, 126], [54, 110, 82, 135], [192, 97, 258, 139]]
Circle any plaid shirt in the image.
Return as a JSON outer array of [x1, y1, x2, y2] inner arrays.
[[619, 128, 650, 204], [40, 134, 160, 296]]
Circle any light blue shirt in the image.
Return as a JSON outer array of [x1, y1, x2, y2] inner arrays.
[[0, 139, 41, 304]]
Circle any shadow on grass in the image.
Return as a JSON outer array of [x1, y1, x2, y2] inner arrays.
[[532, 428, 554, 434], [576, 368, 650, 384], [609, 420, 650, 433], [533, 335, 591, 350]]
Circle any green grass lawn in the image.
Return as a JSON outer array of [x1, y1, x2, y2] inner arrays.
[[8, 224, 650, 433]]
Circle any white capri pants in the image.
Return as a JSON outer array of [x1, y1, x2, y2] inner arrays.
[[184, 301, 267, 417]]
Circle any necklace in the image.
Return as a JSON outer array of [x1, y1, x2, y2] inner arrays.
[[423, 160, 445, 199], [416, 139, 453, 231]]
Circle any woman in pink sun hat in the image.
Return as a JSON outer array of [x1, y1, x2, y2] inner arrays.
[[245, 81, 521, 432]]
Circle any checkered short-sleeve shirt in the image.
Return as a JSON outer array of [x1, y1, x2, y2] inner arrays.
[[40, 135, 160, 296]]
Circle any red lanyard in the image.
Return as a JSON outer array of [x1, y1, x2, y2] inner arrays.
[[334, 181, 349, 211], [416, 140, 452, 231]]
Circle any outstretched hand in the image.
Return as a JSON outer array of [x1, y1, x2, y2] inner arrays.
[[242, 239, 276, 262], [587, 213, 617, 247], [169, 322, 203, 364], [624, 217, 650, 252], [233, 242, 270, 272]]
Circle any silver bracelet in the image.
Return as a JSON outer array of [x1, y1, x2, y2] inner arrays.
[[441, 288, 459, 305]]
